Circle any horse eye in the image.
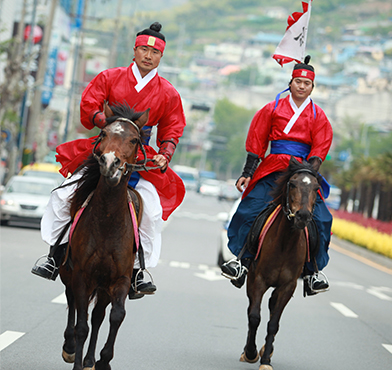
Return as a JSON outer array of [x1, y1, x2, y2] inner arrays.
[[130, 138, 138, 145]]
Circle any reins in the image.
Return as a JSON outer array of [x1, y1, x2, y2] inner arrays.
[[283, 168, 317, 220], [92, 118, 162, 175]]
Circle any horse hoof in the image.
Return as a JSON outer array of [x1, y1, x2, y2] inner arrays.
[[259, 345, 274, 359], [240, 351, 260, 363], [62, 349, 75, 363], [83, 366, 95, 370], [259, 365, 273, 370]]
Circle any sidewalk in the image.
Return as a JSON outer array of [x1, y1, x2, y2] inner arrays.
[[331, 235, 392, 274]]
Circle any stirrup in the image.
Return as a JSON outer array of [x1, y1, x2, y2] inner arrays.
[[32, 255, 59, 279], [131, 268, 155, 294], [304, 271, 329, 295], [221, 258, 247, 280]]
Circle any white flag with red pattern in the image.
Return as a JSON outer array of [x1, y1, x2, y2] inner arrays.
[[272, 0, 312, 66]]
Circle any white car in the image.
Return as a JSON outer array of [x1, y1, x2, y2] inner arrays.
[[199, 179, 222, 197], [217, 197, 241, 266], [0, 176, 58, 226]]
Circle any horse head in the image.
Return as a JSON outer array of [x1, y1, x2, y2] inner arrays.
[[93, 102, 150, 187], [273, 156, 320, 229]]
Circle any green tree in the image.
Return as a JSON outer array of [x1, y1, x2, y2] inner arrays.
[[208, 98, 255, 178]]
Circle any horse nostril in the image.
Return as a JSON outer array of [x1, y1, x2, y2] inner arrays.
[[99, 155, 106, 166], [114, 157, 121, 167], [296, 209, 311, 223]]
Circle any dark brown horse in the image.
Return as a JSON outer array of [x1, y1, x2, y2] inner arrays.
[[59, 103, 149, 370], [240, 157, 320, 370]]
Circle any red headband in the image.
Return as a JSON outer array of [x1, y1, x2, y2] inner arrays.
[[292, 68, 315, 81], [135, 35, 165, 53]]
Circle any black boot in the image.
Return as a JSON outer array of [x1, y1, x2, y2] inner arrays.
[[31, 243, 67, 281], [128, 269, 156, 300], [221, 257, 252, 289], [303, 266, 329, 296]]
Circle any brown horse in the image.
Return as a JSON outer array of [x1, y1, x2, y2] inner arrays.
[[240, 157, 321, 370], [59, 103, 149, 370]]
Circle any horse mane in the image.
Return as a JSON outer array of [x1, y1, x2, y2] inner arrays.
[[69, 155, 101, 216], [105, 102, 150, 143], [270, 158, 320, 205]]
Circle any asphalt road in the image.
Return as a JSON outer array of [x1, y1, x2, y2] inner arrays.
[[1, 191, 392, 370]]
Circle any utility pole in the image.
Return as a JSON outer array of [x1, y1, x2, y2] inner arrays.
[[109, 0, 123, 68], [63, 0, 89, 143], [22, 0, 58, 164]]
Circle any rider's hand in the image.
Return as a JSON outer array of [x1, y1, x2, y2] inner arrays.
[[152, 154, 168, 171], [236, 176, 251, 192]]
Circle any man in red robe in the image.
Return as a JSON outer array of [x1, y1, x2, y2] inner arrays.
[[32, 22, 186, 298], [221, 56, 333, 295]]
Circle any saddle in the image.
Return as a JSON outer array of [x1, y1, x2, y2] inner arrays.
[[246, 203, 320, 270]]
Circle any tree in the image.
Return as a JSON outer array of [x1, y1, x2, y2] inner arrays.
[[209, 98, 255, 177], [0, 0, 33, 182]]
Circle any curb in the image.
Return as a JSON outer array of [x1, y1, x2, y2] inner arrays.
[[331, 235, 392, 272]]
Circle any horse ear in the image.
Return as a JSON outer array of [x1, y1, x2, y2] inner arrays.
[[104, 101, 114, 117], [289, 156, 300, 165], [135, 108, 150, 129]]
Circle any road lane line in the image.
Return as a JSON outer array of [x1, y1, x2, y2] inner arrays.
[[169, 261, 191, 269], [330, 302, 358, 318], [382, 344, 392, 355], [367, 288, 392, 301], [330, 242, 392, 276], [52, 292, 67, 304], [0, 331, 25, 352]]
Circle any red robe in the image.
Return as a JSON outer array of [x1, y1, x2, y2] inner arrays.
[[56, 63, 186, 220], [244, 95, 333, 198]]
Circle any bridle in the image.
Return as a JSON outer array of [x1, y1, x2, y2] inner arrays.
[[283, 168, 318, 220], [92, 117, 161, 176]]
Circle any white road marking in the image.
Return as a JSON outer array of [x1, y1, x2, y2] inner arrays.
[[173, 211, 220, 222], [382, 344, 392, 355], [333, 281, 364, 290], [52, 292, 67, 304], [330, 302, 358, 318], [367, 287, 392, 301], [194, 269, 226, 281], [169, 261, 191, 269], [0, 331, 25, 352]]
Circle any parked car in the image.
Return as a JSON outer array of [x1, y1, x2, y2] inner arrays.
[[196, 170, 217, 192], [325, 185, 341, 210], [0, 176, 58, 226], [173, 165, 199, 191], [217, 198, 240, 266], [218, 181, 239, 201], [199, 179, 222, 197], [19, 162, 63, 185]]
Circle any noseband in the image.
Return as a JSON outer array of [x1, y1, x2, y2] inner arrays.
[[283, 168, 317, 220], [92, 117, 161, 175]]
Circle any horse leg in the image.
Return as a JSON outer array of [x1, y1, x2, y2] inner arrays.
[[72, 277, 90, 370], [241, 272, 268, 363], [260, 282, 297, 368], [62, 284, 76, 363], [95, 278, 129, 370], [83, 291, 111, 370]]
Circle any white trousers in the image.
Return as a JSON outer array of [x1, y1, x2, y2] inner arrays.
[[41, 171, 163, 269]]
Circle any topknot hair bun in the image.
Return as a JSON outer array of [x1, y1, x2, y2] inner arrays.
[[150, 22, 162, 33]]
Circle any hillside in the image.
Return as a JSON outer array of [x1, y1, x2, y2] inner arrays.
[[138, 0, 392, 60]]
